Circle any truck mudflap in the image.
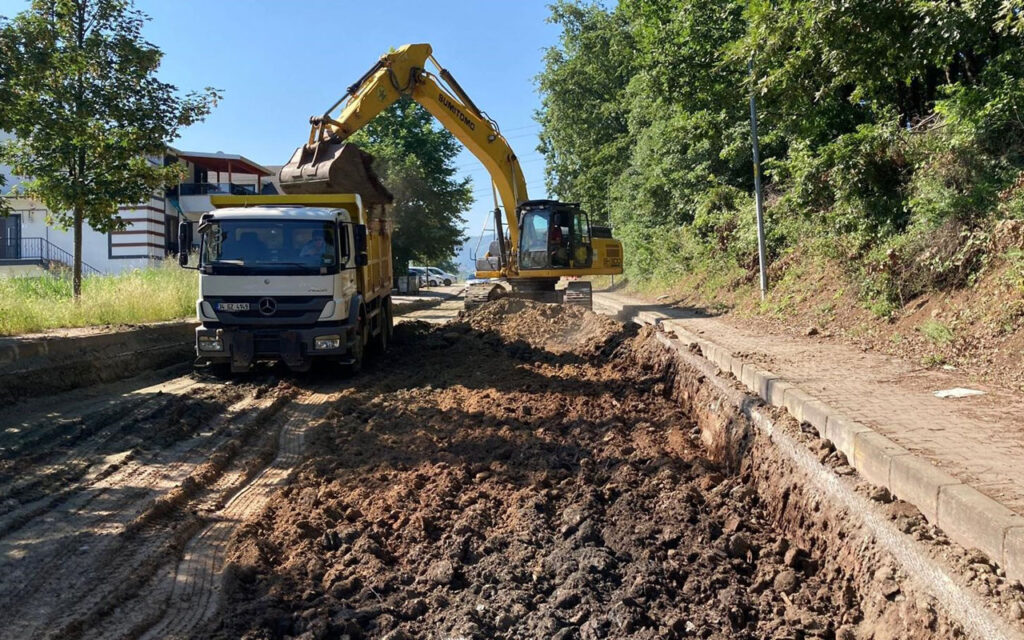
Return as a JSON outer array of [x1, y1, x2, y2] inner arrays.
[[279, 331, 306, 371], [230, 332, 254, 372]]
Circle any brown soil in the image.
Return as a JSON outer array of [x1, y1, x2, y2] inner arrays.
[[0, 369, 304, 640], [203, 301, 978, 640], [1, 298, 1014, 639]]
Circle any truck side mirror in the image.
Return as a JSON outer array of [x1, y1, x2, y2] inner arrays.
[[354, 224, 367, 253], [177, 222, 190, 267], [353, 224, 368, 267]]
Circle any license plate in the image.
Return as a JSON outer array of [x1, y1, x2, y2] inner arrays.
[[217, 302, 250, 311]]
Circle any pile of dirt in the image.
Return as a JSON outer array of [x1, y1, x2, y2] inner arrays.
[[460, 298, 623, 355], [204, 305, 953, 640]]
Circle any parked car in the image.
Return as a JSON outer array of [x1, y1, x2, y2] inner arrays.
[[426, 266, 457, 286], [408, 266, 439, 287]]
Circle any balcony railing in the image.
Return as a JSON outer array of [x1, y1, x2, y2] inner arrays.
[[177, 182, 258, 196], [0, 237, 101, 275]]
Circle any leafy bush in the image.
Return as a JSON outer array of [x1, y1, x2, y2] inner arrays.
[[920, 320, 954, 345]]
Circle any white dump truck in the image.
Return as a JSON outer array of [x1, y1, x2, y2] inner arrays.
[[177, 192, 393, 373]]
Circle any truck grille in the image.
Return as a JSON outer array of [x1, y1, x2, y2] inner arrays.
[[207, 295, 332, 326]]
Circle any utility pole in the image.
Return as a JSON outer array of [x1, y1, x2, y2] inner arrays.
[[749, 56, 768, 300]]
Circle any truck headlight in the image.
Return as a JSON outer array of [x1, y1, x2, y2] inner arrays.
[[198, 336, 224, 351], [314, 335, 341, 350]]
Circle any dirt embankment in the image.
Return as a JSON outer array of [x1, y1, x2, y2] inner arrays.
[[205, 300, 987, 640], [636, 219, 1024, 392]]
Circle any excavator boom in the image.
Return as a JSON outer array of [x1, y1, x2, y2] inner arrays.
[[279, 43, 624, 307], [279, 43, 527, 251]]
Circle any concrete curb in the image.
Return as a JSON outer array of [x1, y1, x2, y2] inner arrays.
[[595, 290, 1024, 581], [392, 286, 465, 316]]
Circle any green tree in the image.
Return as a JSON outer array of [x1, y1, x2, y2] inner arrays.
[[536, 0, 636, 224], [538, 0, 1024, 295], [0, 0, 218, 296], [0, 30, 12, 217], [349, 98, 472, 274]]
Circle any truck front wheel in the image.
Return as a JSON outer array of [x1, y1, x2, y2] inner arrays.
[[347, 310, 368, 374]]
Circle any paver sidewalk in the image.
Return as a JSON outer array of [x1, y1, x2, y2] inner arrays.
[[596, 290, 1024, 516]]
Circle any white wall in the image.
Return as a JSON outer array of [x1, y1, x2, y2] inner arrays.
[[1, 145, 268, 275], [8, 200, 152, 274]]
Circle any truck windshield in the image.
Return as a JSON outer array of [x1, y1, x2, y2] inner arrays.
[[200, 219, 342, 274]]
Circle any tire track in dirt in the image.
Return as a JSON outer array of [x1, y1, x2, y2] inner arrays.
[[0, 380, 203, 537], [43, 389, 298, 640], [0, 372, 197, 455], [125, 389, 336, 640], [0, 379, 284, 640]]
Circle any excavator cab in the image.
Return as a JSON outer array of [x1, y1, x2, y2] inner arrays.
[[517, 200, 593, 272]]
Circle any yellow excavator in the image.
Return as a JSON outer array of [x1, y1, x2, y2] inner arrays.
[[278, 43, 623, 309]]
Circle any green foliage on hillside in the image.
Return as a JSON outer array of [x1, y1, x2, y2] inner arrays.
[[538, 0, 1024, 313]]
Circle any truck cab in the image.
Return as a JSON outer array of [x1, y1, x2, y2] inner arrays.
[[179, 194, 393, 373]]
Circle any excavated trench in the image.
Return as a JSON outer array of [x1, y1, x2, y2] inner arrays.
[[199, 299, 1024, 640]]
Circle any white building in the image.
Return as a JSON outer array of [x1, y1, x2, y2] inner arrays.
[[0, 146, 273, 276]]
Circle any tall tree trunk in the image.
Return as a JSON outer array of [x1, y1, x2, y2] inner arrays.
[[73, 206, 83, 299]]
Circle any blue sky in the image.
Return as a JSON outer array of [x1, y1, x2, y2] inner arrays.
[[0, 0, 562, 236]]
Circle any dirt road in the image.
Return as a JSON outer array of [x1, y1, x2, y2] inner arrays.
[[0, 296, 1019, 639], [0, 296, 465, 640]]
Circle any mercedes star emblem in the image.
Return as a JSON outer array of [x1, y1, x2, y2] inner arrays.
[[258, 297, 277, 316]]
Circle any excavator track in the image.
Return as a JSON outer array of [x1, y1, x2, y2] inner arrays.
[[465, 280, 594, 311], [464, 282, 507, 311]]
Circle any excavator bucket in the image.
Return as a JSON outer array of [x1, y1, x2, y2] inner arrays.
[[278, 142, 393, 206]]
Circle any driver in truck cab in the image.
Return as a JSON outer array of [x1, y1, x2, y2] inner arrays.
[[299, 229, 327, 260]]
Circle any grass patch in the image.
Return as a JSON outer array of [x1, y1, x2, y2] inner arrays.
[[919, 319, 954, 345], [1006, 248, 1024, 293], [0, 260, 196, 336]]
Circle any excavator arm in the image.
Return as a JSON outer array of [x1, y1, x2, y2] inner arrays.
[[280, 43, 527, 252]]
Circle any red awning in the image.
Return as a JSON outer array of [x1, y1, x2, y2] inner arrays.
[[174, 151, 271, 176]]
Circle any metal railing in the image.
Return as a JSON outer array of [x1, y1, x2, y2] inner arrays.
[[177, 182, 257, 196], [0, 237, 102, 275]]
